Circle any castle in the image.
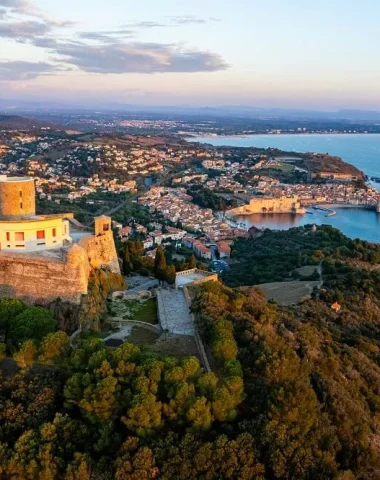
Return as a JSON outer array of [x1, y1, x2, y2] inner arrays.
[[227, 195, 305, 216], [0, 176, 120, 305]]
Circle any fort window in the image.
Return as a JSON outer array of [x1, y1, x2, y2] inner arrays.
[[37, 230, 45, 240], [19, 191, 23, 198], [52, 228, 57, 237], [103, 224, 110, 232], [20, 202, 23, 209], [15, 232, 24, 241], [6, 232, 10, 241]]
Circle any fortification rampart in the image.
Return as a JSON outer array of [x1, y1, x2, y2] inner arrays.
[[78, 231, 120, 274], [0, 229, 120, 305], [227, 195, 305, 216], [176, 268, 218, 282], [0, 245, 88, 305]]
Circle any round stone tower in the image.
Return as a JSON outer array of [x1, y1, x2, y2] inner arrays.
[[0, 176, 36, 219]]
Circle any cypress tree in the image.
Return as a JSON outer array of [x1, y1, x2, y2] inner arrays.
[[154, 246, 167, 283]]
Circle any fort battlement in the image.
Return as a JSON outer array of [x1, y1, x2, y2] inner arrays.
[[0, 183, 120, 304], [227, 195, 305, 216], [0, 226, 120, 305]]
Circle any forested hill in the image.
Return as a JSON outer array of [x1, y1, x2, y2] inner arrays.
[[190, 227, 380, 477], [1, 225, 380, 478], [0, 114, 59, 131], [223, 224, 380, 286]]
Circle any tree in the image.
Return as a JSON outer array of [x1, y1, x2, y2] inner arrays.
[[188, 255, 196, 269], [65, 454, 91, 480], [39, 331, 70, 364], [0, 298, 26, 331], [186, 397, 213, 431], [166, 265, 176, 285], [14, 340, 37, 368], [10, 307, 56, 344], [0, 342, 5, 362], [154, 246, 167, 283], [122, 393, 163, 436], [122, 244, 133, 275], [80, 376, 118, 422]]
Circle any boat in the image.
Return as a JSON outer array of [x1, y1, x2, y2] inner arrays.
[[325, 210, 336, 217]]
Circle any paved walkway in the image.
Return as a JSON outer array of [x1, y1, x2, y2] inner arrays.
[[156, 289, 194, 335], [125, 279, 159, 295]]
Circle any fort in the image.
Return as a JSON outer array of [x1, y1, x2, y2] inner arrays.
[[226, 195, 305, 217], [0, 176, 120, 305]]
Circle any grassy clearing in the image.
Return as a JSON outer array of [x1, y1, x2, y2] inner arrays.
[[127, 326, 159, 346], [147, 334, 200, 360], [256, 280, 320, 306], [108, 298, 158, 324], [132, 298, 157, 324], [268, 163, 294, 173]]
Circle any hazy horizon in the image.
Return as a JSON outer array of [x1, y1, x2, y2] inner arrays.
[[1, 0, 380, 110]]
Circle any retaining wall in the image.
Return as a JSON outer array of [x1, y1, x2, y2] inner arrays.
[[183, 285, 211, 372]]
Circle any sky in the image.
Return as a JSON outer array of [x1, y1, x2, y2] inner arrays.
[[1, 0, 380, 110]]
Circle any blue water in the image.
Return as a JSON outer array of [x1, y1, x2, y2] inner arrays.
[[190, 133, 380, 177], [232, 209, 380, 243], [189, 134, 380, 242]]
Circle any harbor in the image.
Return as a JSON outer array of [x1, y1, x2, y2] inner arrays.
[[312, 205, 337, 217]]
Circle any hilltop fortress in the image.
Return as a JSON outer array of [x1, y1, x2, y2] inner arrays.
[[0, 176, 120, 305], [227, 195, 305, 216]]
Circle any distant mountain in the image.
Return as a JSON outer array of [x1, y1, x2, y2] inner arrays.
[[0, 114, 60, 131], [2, 99, 380, 122]]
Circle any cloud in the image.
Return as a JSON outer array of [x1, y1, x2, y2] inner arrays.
[[0, 19, 50, 39], [169, 15, 209, 25], [0, 5, 227, 80], [78, 28, 134, 43], [124, 20, 168, 29], [0, 0, 36, 16], [0, 60, 59, 80], [0, 0, 75, 27], [123, 15, 219, 29], [51, 41, 228, 74]]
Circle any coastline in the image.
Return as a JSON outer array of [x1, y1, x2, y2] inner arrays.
[[318, 203, 376, 210], [187, 132, 376, 140]]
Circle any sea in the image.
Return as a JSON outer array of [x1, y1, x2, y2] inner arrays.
[[188, 134, 380, 243]]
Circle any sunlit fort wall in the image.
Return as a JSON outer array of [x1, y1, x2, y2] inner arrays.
[[0, 176, 120, 305]]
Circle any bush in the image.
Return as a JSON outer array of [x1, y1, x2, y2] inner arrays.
[[10, 307, 56, 344], [0, 298, 26, 331]]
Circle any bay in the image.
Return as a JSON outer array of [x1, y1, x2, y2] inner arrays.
[[189, 134, 380, 242], [189, 133, 380, 177]]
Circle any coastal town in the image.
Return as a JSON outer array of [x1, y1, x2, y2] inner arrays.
[[1, 125, 379, 270]]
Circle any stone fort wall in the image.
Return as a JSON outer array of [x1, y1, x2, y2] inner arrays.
[[78, 230, 120, 274], [227, 195, 305, 215], [0, 246, 88, 305], [0, 230, 120, 305]]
